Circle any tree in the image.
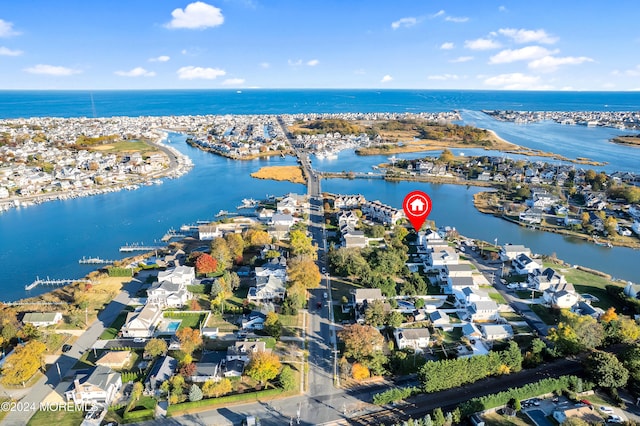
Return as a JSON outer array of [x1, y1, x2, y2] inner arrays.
[[439, 149, 454, 163], [128, 381, 144, 410], [287, 255, 321, 289], [1, 340, 46, 386], [562, 418, 589, 426], [179, 362, 197, 377], [210, 237, 232, 271], [351, 363, 370, 380], [432, 408, 445, 426], [169, 374, 185, 394], [175, 327, 203, 356], [584, 350, 629, 389], [225, 233, 245, 263], [189, 383, 203, 402], [144, 338, 167, 357], [289, 229, 317, 259], [278, 365, 296, 390], [203, 377, 233, 398], [386, 311, 405, 329], [604, 216, 618, 235], [364, 300, 387, 328], [245, 351, 282, 385], [245, 229, 271, 246], [600, 307, 618, 322], [195, 253, 218, 275], [338, 324, 384, 363], [548, 311, 604, 355], [264, 312, 282, 339]]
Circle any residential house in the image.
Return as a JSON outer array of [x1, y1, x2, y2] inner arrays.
[[352, 288, 385, 307], [426, 247, 459, 272], [468, 300, 499, 322], [95, 351, 132, 370], [544, 282, 579, 309], [145, 355, 177, 392], [445, 276, 477, 295], [461, 322, 482, 339], [248, 275, 286, 303], [512, 254, 542, 275], [481, 324, 514, 341], [342, 229, 368, 248], [257, 208, 275, 222], [333, 194, 365, 210], [429, 310, 450, 328], [271, 213, 295, 227], [147, 280, 191, 308], [121, 304, 163, 338], [198, 225, 221, 241], [552, 406, 602, 424], [337, 210, 359, 228], [22, 312, 62, 327], [393, 328, 431, 353], [572, 301, 604, 319], [455, 287, 490, 308], [361, 200, 403, 225], [276, 196, 299, 215], [499, 245, 531, 261], [226, 341, 267, 364], [157, 266, 195, 287], [223, 359, 245, 377], [529, 267, 566, 291], [241, 312, 266, 331], [65, 366, 122, 406], [528, 189, 559, 209], [190, 352, 221, 383], [519, 208, 543, 224]]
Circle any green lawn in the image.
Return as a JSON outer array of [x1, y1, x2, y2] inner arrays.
[[100, 306, 135, 340], [27, 408, 84, 426], [206, 313, 240, 331], [488, 291, 507, 304], [329, 277, 364, 302], [530, 304, 562, 326], [500, 312, 524, 322], [163, 312, 207, 329]]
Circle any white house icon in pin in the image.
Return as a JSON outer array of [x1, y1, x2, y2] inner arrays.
[[409, 198, 425, 212]]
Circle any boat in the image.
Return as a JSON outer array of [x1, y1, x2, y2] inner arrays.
[[215, 210, 238, 217], [593, 237, 613, 248], [239, 198, 258, 208]]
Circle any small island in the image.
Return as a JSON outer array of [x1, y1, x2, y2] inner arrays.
[[250, 165, 306, 184]]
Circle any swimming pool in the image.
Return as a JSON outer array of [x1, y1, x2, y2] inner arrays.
[[166, 321, 181, 332], [156, 319, 182, 334]]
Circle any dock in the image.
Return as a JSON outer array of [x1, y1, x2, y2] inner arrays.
[[161, 229, 187, 242], [26, 277, 92, 291], [119, 243, 166, 252], [78, 256, 116, 264]]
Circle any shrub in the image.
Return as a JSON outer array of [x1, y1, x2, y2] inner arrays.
[[352, 363, 370, 381], [189, 384, 203, 402]]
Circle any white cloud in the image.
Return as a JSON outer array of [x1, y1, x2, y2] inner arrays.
[[288, 59, 302, 67], [24, 64, 82, 76], [489, 46, 558, 64], [528, 55, 593, 73], [380, 75, 393, 83], [440, 42, 454, 50], [445, 16, 468, 23], [115, 67, 156, 77], [391, 17, 417, 30], [498, 28, 557, 44], [306, 59, 319, 66], [450, 56, 474, 63], [498, 5, 507, 12], [0, 19, 19, 37], [222, 78, 245, 85], [177, 66, 226, 79], [430, 10, 445, 18], [260, 62, 270, 68], [149, 55, 170, 62], [0, 46, 22, 56], [622, 65, 640, 77], [427, 74, 459, 81], [465, 38, 501, 50], [166, 2, 224, 30], [483, 72, 551, 90]]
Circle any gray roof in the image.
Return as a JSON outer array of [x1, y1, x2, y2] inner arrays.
[[83, 365, 120, 390], [446, 264, 473, 272], [398, 328, 430, 340], [450, 277, 475, 287], [146, 355, 177, 386]]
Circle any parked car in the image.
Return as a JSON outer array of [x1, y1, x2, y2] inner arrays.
[[323, 292, 328, 299], [133, 338, 146, 343], [607, 415, 623, 424], [61, 344, 72, 353], [600, 406, 615, 415]]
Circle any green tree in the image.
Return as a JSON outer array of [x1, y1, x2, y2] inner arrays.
[[584, 350, 629, 389], [188, 383, 203, 401], [245, 351, 282, 385], [210, 237, 232, 271], [562, 418, 589, 426], [169, 374, 185, 394], [432, 408, 445, 426], [264, 312, 282, 339], [278, 365, 296, 391], [386, 311, 405, 329], [328, 247, 371, 278], [548, 311, 604, 355], [225, 233, 245, 263], [364, 300, 387, 328], [144, 338, 168, 357]]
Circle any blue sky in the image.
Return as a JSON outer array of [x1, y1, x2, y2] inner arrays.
[[1, 0, 639, 90]]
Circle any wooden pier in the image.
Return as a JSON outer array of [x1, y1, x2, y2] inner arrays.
[[78, 256, 117, 264], [119, 243, 166, 252], [25, 277, 92, 291]]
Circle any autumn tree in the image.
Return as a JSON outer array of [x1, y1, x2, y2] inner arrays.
[[1, 340, 46, 386], [225, 233, 245, 264], [548, 310, 604, 355], [210, 237, 232, 271], [245, 351, 282, 385], [245, 229, 271, 246], [287, 255, 321, 289], [338, 324, 384, 363], [175, 327, 203, 356], [264, 312, 282, 340], [179, 362, 197, 377], [144, 338, 167, 358], [203, 377, 233, 398], [195, 253, 218, 275], [289, 229, 317, 259], [351, 363, 370, 381]]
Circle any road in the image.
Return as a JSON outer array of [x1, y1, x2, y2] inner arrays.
[[3, 275, 146, 426]]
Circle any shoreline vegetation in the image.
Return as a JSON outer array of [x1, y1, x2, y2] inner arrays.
[[612, 135, 640, 147], [472, 192, 640, 250], [250, 166, 306, 184]]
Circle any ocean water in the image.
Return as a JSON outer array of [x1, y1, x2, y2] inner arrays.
[[1, 90, 640, 301]]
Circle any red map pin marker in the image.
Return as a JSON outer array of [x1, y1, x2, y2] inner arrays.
[[403, 190, 433, 232]]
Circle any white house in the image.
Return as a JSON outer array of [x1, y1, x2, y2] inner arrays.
[[543, 282, 579, 309], [226, 341, 267, 363], [157, 266, 195, 287], [22, 312, 62, 327], [512, 254, 542, 275], [147, 281, 191, 308], [529, 267, 566, 291], [65, 366, 122, 406], [121, 304, 163, 338], [198, 225, 221, 241], [248, 275, 286, 303], [342, 230, 368, 248], [499, 244, 531, 261], [468, 300, 499, 322], [353, 288, 385, 307], [481, 324, 514, 341], [393, 328, 431, 352]]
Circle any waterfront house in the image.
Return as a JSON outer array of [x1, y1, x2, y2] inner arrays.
[[529, 267, 566, 291], [22, 311, 62, 327], [65, 366, 122, 406], [512, 254, 542, 275], [393, 328, 431, 353], [146, 355, 177, 392], [519, 208, 543, 224], [198, 225, 221, 240], [157, 265, 195, 287], [544, 282, 580, 309], [499, 244, 531, 261], [121, 304, 163, 338], [147, 280, 191, 308]]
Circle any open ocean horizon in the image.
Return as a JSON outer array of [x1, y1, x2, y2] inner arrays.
[[1, 89, 640, 119]]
